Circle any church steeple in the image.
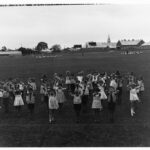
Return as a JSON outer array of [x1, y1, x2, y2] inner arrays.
[[107, 35, 111, 44]]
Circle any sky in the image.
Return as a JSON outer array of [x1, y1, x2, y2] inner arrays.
[[0, 2, 150, 49]]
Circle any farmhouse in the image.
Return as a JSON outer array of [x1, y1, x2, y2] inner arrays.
[[117, 39, 144, 50], [140, 42, 150, 50]]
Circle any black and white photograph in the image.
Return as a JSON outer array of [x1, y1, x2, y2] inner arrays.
[[0, 0, 150, 147]]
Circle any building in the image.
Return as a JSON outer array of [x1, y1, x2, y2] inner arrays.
[[73, 44, 82, 49], [85, 36, 117, 49], [140, 42, 150, 50], [117, 39, 144, 50]]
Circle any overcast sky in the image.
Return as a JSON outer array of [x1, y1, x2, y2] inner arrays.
[[0, 4, 150, 49]]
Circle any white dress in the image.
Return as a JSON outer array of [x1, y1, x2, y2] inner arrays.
[[14, 94, 24, 106], [130, 89, 139, 101], [56, 89, 66, 103], [92, 95, 102, 109], [98, 86, 107, 100], [48, 96, 59, 109]]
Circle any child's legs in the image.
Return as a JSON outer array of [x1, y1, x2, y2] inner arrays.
[[18, 106, 21, 112], [5, 98, 9, 112], [130, 101, 135, 112], [93, 109, 100, 121], [29, 104, 34, 114], [59, 103, 63, 110], [49, 109, 53, 120], [3, 98, 9, 112], [74, 104, 81, 121]]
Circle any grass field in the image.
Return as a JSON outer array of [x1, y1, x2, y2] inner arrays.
[[0, 50, 150, 147]]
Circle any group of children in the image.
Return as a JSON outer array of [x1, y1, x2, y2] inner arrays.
[[40, 70, 145, 123], [0, 78, 37, 115], [0, 70, 145, 123]]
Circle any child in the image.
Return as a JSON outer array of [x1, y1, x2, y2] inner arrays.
[[65, 71, 71, 91], [40, 82, 46, 102], [48, 90, 59, 123], [55, 84, 66, 111], [76, 71, 84, 83], [71, 90, 82, 123], [129, 84, 140, 117], [107, 86, 118, 123], [14, 87, 24, 113], [98, 80, 107, 100], [26, 87, 35, 115], [92, 90, 102, 123], [110, 77, 118, 90], [70, 74, 76, 94], [116, 76, 123, 105], [3, 87, 10, 113], [82, 81, 90, 113], [98, 80, 107, 109]]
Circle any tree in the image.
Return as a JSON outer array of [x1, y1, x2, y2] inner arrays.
[[51, 44, 61, 53], [36, 42, 48, 52]]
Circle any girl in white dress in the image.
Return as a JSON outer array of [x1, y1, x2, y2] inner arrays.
[[92, 91, 102, 122], [55, 84, 66, 111], [129, 84, 140, 117], [14, 87, 24, 113], [48, 90, 59, 123]]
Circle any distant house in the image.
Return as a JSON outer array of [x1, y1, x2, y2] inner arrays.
[[140, 42, 150, 50], [117, 39, 144, 50], [72, 44, 82, 51]]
